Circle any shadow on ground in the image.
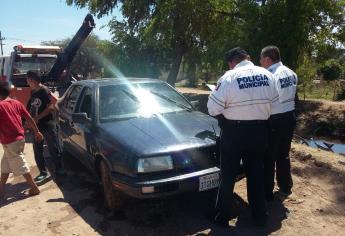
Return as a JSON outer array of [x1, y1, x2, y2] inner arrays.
[[37, 153, 288, 236], [1, 138, 288, 235]]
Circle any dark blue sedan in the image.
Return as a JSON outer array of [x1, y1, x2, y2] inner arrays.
[[56, 78, 220, 209]]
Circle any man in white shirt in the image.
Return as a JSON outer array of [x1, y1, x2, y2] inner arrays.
[[260, 45, 297, 200], [207, 47, 277, 227]]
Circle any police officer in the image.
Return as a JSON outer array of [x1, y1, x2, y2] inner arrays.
[[260, 46, 297, 199], [207, 47, 277, 227]]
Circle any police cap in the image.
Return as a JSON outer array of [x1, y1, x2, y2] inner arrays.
[[225, 47, 248, 62]]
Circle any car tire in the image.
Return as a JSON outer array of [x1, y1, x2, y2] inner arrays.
[[99, 160, 123, 210]]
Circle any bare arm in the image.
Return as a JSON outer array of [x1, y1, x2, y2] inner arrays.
[[25, 115, 44, 142], [35, 103, 54, 122]]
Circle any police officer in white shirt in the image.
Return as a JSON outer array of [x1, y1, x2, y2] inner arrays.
[[207, 47, 278, 227], [260, 45, 297, 200]]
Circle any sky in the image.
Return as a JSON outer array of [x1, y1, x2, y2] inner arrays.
[[0, 0, 121, 55]]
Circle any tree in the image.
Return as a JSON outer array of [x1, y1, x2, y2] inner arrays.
[[66, 0, 345, 87], [296, 56, 317, 100], [319, 59, 344, 100], [66, 0, 236, 86], [255, 0, 345, 69]]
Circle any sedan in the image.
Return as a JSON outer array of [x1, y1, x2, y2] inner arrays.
[[56, 78, 220, 209]]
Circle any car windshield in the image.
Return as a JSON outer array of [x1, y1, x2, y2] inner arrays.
[[99, 82, 193, 122], [12, 55, 57, 75]]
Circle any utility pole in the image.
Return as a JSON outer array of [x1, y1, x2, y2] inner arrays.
[[0, 31, 5, 77], [0, 31, 5, 56]]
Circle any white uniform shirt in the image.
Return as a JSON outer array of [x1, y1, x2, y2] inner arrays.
[[207, 60, 278, 120], [268, 62, 297, 115]]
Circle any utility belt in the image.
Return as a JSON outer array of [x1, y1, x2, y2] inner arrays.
[[224, 119, 267, 126]]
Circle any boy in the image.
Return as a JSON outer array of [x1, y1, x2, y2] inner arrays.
[[26, 70, 65, 182], [0, 82, 43, 198]]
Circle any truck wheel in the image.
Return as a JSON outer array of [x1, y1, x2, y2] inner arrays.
[[99, 160, 122, 210]]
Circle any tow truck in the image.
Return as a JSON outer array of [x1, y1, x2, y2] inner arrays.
[[0, 14, 95, 106]]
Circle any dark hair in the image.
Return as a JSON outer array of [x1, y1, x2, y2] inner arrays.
[[0, 82, 10, 99], [261, 46, 281, 62], [26, 70, 41, 82], [225, 47, 249, 64]]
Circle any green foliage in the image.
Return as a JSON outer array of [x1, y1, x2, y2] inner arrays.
[[64, 0, 345, 97], [297, 83, 335, 100], [319, 59, 343, 81], [296, 56, 317, 100]]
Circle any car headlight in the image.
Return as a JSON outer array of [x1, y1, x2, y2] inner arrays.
[[137, 155, 173, 173]]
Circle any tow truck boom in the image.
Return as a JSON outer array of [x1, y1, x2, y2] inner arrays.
[[46, 14, 95, 82]]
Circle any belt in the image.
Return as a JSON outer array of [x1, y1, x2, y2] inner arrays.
[[270, 110, 295, 120], [224, 119, 267, 125]]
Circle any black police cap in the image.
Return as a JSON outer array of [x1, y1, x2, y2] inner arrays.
[[225, 47, 248, 62]]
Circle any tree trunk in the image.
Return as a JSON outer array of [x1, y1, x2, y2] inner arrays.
[[333, 81, 338, 101], [167, 41, 184, 86], [303, 82, 306, 100]]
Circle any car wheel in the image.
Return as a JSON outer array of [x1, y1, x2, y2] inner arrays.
[[99, 160, 123, 210]]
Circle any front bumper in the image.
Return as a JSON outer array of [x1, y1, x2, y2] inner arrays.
[[111, 167, 220, 199]]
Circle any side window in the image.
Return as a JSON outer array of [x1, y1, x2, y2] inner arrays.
[[77, 87, 93, 118], [64, 85, 82, 113]]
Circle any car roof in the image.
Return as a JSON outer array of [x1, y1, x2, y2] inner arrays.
[[73, 77, 164, 87]]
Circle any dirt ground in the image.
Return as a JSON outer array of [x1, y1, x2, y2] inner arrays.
[[1, 141, 344, 236], [1, 90, 345, 236]]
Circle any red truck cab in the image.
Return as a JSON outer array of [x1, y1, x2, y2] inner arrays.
[[1, 45, 61, 106]]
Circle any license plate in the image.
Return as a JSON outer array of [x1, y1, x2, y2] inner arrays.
[[199, 173, 219, 191]]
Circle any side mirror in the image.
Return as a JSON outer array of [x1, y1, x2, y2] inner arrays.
[[72, 112, 91, 123], [190, 100, 199, 109]]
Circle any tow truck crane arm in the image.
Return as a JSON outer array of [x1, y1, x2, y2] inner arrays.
[[44, 14, 95, 83]]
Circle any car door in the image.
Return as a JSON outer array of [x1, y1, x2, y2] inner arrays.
[[58, 84, 83, 151], [71, 86, 95, 170]]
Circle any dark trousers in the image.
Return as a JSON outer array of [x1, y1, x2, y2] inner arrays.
[[215, 121, 268, 219], [33, 120, 62, 174], [265, 111, 295, 196]]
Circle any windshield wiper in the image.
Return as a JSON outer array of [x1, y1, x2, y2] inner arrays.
[[149, 91, 193, 111]]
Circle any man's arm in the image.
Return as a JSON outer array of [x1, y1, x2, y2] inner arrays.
[[20, 103, 44, 142], [25, 114, 44, 142], [34, 103, 54, 122], [207, 78, 228, 117]]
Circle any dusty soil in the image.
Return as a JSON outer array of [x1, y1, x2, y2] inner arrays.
[[0, 88, 345, 236], [1, 142, 344, 236]]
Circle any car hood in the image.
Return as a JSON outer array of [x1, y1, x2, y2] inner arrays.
[[98, 111, 219, 156]]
